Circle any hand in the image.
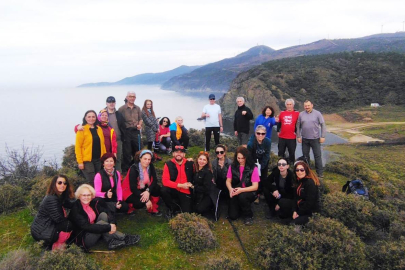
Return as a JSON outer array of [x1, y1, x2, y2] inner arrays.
[[137, 124, 142, 130], [114, 153, 117, 158], [231, 188, 242, 197], [107, 189, 113, 199], [234, 131, 238, 136], [205, 113, 210, 117], [109, 224, 117, 234], [146, 200, 153, 211], [186, 158, 194, 162], [319, 137, 325, 143], [220, 127, 223, 132], [140, 190, 150, 203], [159, 135, 164, 141], [275, 115, 279, 122], [77, 124, 84, 131], [229, 191, 234, 198], [275, 204, 280, 211], [78, 163, 84, 170], [272, 190, 280, 198], [116, 201, 122, 209], [242, 111, 247, 115], [293, 212, 299, 219], [297, 138, 302, 143]]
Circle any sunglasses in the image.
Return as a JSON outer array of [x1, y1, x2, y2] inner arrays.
[[57, 181, 67, 186], [163, 120, 168, 122], [199, 151, 209, 155], [210, 98, 215, 100], [256, 132, 266, 136], [216, 151, 225, 155], [295, 168, 305, 172], [278, 163, 288, 167]]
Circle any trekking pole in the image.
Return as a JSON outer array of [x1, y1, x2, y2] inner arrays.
[[227, 218, 252, 264]]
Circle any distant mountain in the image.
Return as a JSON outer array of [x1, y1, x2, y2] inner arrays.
[[219, 52, 405, 118], [162, 32, 405, 92], [77, 65, 201, 87]]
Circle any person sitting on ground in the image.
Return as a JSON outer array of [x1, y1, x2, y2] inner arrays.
[[169, 116, 189, 150], [276, 160, 319, 225], [75, 110, 106, 184], [94, 153, 129, 214], [263, 158, 295, 219], [69, 184, 140, 251], [191, 151, 221, 220], [226, 146, 259, 226], [31, 175, 75, 250], [160, 145, 194, 218], [247, 125, 271, 204], [212, 144, 232, 201], [142, 99, 159, 151], [121, 150, 162, 216], [156, 117, 172, 154]]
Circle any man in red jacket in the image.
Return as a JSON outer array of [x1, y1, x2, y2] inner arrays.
[[160, 145, 194, 218], [277, 99, 300, 164]]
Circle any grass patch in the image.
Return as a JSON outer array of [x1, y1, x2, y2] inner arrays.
[[338, 105, 405, 122], [359, 124, 405, 140]]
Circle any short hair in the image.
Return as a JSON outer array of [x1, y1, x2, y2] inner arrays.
[[175, 116, 183, 122], [285, 99, 295, 106], [75, 184, 96, 199], [255, 125, 267, 133], [261, 106, 275, 117], [304, 99, 312, 104], [159, 117, 171, 126], [100, 153, 116, 166], [127, 91, 136, 97], [236, 97, 245, 103], [47, 175, 74, 199]]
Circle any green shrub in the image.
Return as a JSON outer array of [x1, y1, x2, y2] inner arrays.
[[0, 184, 25, 213], [205, 256, 241, 270], [61, 145, 80, 173], [169, 213, 217, 253], [36, 245, 100, 270], [28, 176, 52, 211], [0, 249, 36, 270], [256, 216, 369, 270], [322, 192, 379, 240], [367, 239, 405, 270]]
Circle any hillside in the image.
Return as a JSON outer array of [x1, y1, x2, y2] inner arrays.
[[77, 65, 201, 87], [219, 52, 405, 118], [163, 32, 405, 92]]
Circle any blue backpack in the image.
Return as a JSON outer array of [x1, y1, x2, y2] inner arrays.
[[342, 179, 369, 199]]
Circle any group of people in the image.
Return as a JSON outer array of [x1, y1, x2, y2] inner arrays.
[[31, 91, 325, 251]]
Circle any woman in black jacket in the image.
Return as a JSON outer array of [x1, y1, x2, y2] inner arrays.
[[31, 175, 75, 250], [69, 184, 140, 251], [211, 144, 232, 198], [192, 151, 220, 219], [264, 158, 295, 219], [277, 161, 319, 225]]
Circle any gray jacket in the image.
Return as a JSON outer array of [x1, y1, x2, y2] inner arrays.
[[142, 111, 159, 142]]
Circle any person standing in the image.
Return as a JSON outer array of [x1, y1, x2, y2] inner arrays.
[[142, 99, 159, 151], [202, 94, 223, 151], [254, 106, 278, 142], [118, 91, 143, 173], [296, 100, 326, 178], [234, 97, 253, 147], [105, 96, 126, 172], [277, 99, 300, 165]]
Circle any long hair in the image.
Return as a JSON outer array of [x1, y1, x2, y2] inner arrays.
[[232, 146, 254, 168], [142, 99, 156, 117], [47, 175, 74, 199], [195, 152, 212, 172], [294, 161, 320, 186], [261, 106, 275, 117], [82, 110, 100, 126]]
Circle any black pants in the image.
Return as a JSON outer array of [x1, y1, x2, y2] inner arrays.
[[125, 185, 161, 209], [194, 195, 213, 215], [228, 191, 256, 220], [160, 186, 192, 213], [278, 138, 297, 164], [205, 127, 220, 151], [122, 129, 141, 172], [171, 127, 190, 149], [257, 167, 268, 194], [106, 201, 129, 214], [277, 198, 312, 225], [263, 187, 278, 213]]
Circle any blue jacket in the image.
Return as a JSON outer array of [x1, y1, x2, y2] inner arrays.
[[254, 115, 277, 140]]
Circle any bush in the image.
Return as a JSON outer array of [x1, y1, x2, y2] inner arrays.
[[28, 176, 52, 211], [321, 192, 380, 240], [0, 249, 36, 270], [367, 239, 405, 270], [205, 256, 241, 270], [0, 184, 25, 213], [36, 245, 100, 270], [256, 216, 369, 270], [61, 145, 80, 173], [169, 213, 217, 253]]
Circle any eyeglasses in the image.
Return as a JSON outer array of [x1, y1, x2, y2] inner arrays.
[[210, 98, 215, 100], [256, 132, 266, 136], [295, 168, 305, 172], [57, 181, 67, 186], [80, 194, 92, 197], [199, 151, 209, 155], [216, 151, 225, 155], [278, 163, 288, 167]]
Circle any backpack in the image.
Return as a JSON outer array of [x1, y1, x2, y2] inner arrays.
[[342, 179, 369, 199]]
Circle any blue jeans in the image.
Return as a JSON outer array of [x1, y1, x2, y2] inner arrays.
[[302, 138, 323, 176]]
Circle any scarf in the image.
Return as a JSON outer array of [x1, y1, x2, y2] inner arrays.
[[98, 109, 109, 127], [138, 163, 150, 189]]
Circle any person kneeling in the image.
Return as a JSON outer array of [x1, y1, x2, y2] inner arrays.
[[70, 184, 140, 251]]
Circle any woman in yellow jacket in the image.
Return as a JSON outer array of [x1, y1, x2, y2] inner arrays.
[[75, 110, 106, 184]]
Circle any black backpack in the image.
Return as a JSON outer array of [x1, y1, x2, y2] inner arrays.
[[342, 179, 369, 199]]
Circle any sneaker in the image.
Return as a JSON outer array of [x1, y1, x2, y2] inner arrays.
[[151, 211, 162, 217], [108, 239, 126, 250], [165, 210, 173, 220], [124, 234, 141, 246], [244, 217, 253, 226]]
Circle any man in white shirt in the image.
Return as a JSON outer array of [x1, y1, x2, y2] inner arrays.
[[201, 94, 223, 151]]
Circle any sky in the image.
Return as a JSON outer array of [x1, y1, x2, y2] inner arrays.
[[1, 0, 404, 88]]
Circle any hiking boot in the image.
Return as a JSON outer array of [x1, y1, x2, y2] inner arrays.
[[124, 234, 141, 246], [151, 211, 162, 217], [244, 217, 253, 226], [108, 239, 126, 250], [153, 153, 162, 161]]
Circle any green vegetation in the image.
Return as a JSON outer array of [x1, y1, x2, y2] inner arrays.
[[339, 106, 405, 122]]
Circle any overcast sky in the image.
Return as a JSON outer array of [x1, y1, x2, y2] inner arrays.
[[1, 0, 404, 88]]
